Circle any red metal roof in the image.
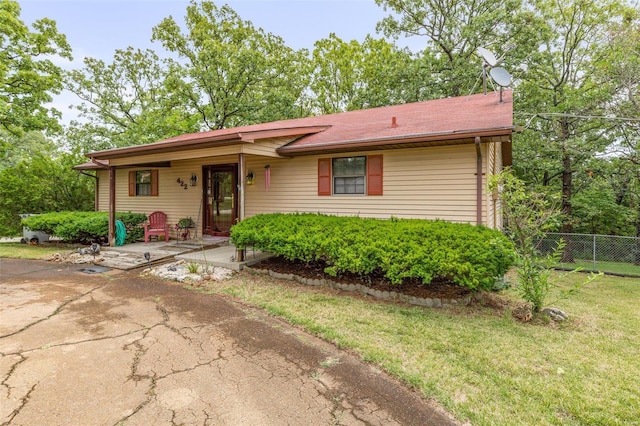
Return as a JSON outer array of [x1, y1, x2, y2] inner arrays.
[[86, 91, 512, 160]]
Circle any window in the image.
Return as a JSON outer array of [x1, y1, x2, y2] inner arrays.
[[129, 170, 158, 196], [136, 171, 152, 195], [318, 155, 383, 196], [333, 157, 366, 194]]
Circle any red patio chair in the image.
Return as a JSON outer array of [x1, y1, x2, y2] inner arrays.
[[143, 211, 170, 243]]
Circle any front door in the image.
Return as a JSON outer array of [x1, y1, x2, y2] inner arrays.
[[203, 164, 238, 236]]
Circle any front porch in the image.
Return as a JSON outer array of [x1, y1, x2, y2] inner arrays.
[[101, 236, 270, 271]]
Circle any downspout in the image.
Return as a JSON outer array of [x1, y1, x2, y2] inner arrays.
[[475, 137, 482, 226], [109, 166, 116, 246]]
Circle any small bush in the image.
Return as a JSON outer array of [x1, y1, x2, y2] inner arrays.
[[231, 213, 515, 290], [22, 211, 147, 244]]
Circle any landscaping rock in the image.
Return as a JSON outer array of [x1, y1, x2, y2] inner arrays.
[[542, 307, 569, 321], [146, 261, 234, 283]]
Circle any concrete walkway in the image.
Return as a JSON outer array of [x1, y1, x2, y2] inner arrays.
[[100, 237, 271, 271], [176, 245, 272, 271]]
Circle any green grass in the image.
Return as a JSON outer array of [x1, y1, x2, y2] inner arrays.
[[195, 272, 640, 425], [0, 242, 74, 259], [558, 259, 640, 276]]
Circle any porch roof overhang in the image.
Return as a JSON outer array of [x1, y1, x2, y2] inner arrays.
[[73, 159, 109, 170], [85, 126, 329, 161]]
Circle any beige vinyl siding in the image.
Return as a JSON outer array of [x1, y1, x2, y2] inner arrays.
[[96, 170, 109, 211], [242, 137, 294, 157], [245, 144, 483, 224], [487, 139, 503, 229], [96, 138, 506, 234], [97, 156, 237, 239], [487, 141, 496, 228]]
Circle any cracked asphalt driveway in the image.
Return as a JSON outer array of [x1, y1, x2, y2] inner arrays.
[[1, 259, 456, 426]]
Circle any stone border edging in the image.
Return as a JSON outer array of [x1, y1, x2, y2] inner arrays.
[[244, 266, 473, 308]]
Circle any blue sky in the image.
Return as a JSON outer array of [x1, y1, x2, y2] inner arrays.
[[19, 0, 417, 123]]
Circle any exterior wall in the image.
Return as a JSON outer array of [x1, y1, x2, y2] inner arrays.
[[244, 144, 485, 224], [489, 140, 503, 229], [97, 155, 237, 239], [96, 141, 507, 234]]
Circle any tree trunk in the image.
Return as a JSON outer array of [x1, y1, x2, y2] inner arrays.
[[635, 205, 640, 266], [560, 121, 574, 263]]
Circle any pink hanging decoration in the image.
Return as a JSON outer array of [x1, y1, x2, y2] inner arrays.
[[264, 165, 271, 191]]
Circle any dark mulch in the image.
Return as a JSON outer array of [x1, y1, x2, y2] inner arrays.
[[254, 256, 473, 301]]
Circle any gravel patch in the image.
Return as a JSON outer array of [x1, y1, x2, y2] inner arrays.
[[143, 260, 234, 282]]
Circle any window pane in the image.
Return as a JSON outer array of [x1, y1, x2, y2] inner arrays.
[[137, 183, 151, 196], [333, 157, 365, 176], [334, 176, 365, 194], [136, 171, 151, 184], [135, 170, 152, 196]]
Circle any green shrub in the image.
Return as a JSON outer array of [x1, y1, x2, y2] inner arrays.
[[22, 211, 147, 244], [231, 213, 516, 290]]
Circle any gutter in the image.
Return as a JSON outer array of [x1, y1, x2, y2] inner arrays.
[[277, 127, 512, 156]]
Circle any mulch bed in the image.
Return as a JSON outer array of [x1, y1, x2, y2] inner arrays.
[[254, 256, 472, 301]]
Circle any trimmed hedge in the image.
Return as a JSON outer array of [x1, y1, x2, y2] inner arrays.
[[21, 211, 147, 244], [231, 213, 516, 290]]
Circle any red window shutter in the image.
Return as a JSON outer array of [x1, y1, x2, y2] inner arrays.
[[318, 158, 331, 196], [151, 169, 159, 196], [367, 155, 383, 195], [128, 171, 136, 196]]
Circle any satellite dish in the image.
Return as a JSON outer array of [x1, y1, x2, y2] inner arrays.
[[489, 67, 513, 103], [477, 47, 498, 67], [490, 67, 512, 87]]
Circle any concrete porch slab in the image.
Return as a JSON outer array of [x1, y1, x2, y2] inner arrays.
[[99, 237, 230, 270], [176, 245, 272, 271]]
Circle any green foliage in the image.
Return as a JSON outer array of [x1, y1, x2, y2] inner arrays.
[[151, 1, 311, 130], [0, 0, 72, 136], [375, 0, 542, 98], [231, 213, 515, 290], [187, 262, 200, 274], [572, 181, 635, 235], [0, 137, 94, 236], [177, 217, 194, 228], [65, 47, 197, 151], [21, 211, 146, 244], [490, 170, 599, 311], [310, 33, 416, 113]]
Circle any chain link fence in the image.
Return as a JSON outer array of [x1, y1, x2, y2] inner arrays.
[[536, 233, 640, 277]]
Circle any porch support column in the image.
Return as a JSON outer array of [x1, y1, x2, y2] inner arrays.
[[238, 153, 246, 221], [108, 166, 116, 246], [475, 136, 483, 226], [237, 153, 246, 261]]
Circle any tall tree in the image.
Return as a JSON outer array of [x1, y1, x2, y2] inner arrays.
[[65, 47, 195, 150], [151, 1, 311, 130], [0, 0, 71, 136], [514, 0, 626, 259], [0, 131, 94, 235], [310, 33, 417, 114], [597, 9, 640, 242], [375, 0, 541, 98]]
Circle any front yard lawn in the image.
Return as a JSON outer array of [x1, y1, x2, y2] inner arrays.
[[4, 242, 637, 424], [196, 271, 639, 425], [0, 242, 73, 260]]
